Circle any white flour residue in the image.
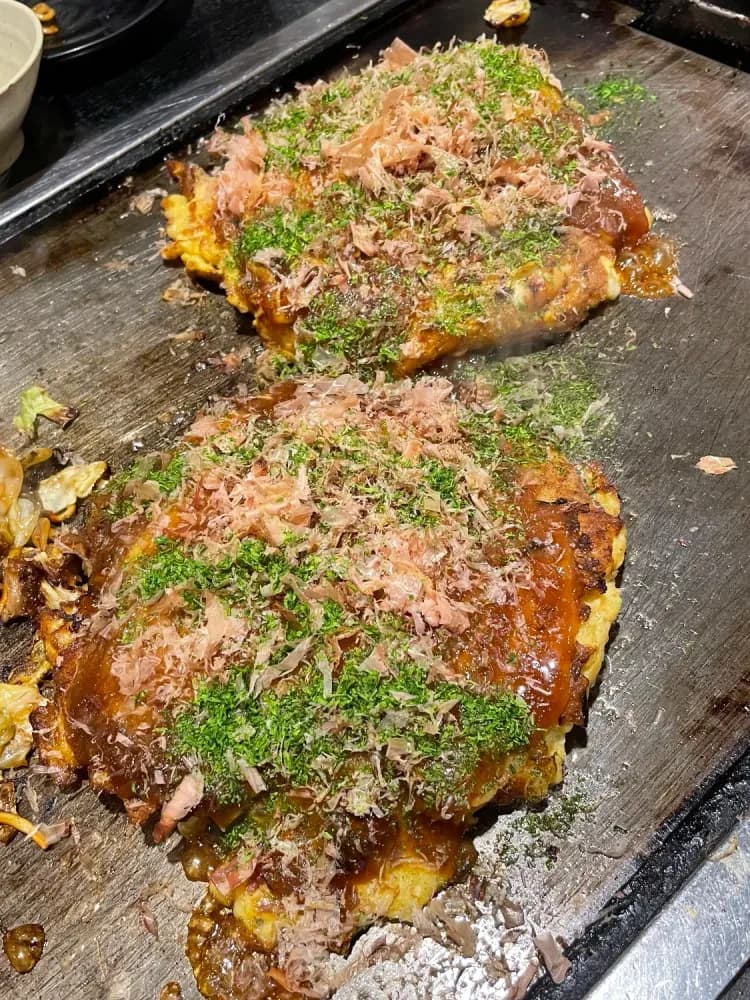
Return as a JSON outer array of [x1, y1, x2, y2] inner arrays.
[[333, 895, 539, 1000]]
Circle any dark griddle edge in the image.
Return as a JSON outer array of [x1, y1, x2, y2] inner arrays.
[[0, 0, 413, 247], [529, 746, 750, 998]]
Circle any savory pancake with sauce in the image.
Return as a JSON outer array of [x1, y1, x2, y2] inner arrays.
[[34, 374, 624, 999], [162, 38, 654, 375]]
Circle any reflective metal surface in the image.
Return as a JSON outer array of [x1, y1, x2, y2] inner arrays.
[[585, 814, 750, 1000]]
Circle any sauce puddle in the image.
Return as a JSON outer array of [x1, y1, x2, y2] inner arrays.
[[2, 923, 45, 973], [616, 234, 679, 298]]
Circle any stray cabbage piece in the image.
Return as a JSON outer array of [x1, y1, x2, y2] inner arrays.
[[0, 681, 45, 769], [8, 497, 41, 549], [0, 810, 69, 849], [0, 441, 103, 621], [0, 448, 25, 548], [0, 448, 41, 549], [38, 462, 107, 516], [21, 447, 54, 470], [39, 579, 81, 610], [0, 780, 17, 843], [13, 386, 79, 438], [484, 0, 531, 27]]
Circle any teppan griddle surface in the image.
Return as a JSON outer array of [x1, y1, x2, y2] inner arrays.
[[0, 1, 748, 997]]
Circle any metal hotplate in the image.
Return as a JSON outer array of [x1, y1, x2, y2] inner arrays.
[[0, 1, 748, 997]]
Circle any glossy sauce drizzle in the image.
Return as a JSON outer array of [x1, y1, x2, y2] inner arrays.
[[181, 837, 220, 883], [616, 234, 679, 298], [2, 923, 45, 973]]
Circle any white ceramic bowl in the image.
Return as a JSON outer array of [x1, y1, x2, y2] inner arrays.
[[0, 0, 42, 175]]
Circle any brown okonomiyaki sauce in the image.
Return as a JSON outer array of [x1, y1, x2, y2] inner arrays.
[[2, 923, 45, 973], [442, 485, 595, 733], [34, 372, 624, 1000], [182, 816, 475, 1000], [616, 233, 679, 298], [171, 476, 598, 998], [565, 161, 678, 299]]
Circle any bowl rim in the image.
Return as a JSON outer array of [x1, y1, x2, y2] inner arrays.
[[0, 0, 43, 98]]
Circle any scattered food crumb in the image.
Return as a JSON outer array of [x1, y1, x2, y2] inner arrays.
[[207, 351, 244, 371], [139, 900, 159, 940], [162, 278, 206, 306], [484, 0, 530, 27], [10, 265, 26, 278], [652, 207, 677, 223], [585, 838, 630, 859], [31, 2, 55, 22], [103, 258, 133, 273], [675, 279, 694, 299], [167, 328, 205, 343], [695, 455, 737, 476], [129, 188, 168, 215], [32, 0, 58, 34], [709, 836, 738, 862], [532, 930, 572, 984], [159, 984, 183, 1000], [0, 781, 18, 844], [2, 923, 45, 974]]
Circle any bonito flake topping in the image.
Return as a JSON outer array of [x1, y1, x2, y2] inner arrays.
[[162, 38, 657, 376], [34, 374, 625, 999]]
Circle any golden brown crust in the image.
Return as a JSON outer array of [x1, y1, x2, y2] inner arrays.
[[33, 375, 624, 1000], [161, 40, 651, 376]]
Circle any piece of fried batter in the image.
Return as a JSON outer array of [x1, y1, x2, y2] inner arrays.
[[162, 38, 652, 375], [34, 375, 624, 999]]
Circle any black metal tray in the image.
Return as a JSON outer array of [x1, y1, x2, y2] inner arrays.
[[31, 0, 172, 64]]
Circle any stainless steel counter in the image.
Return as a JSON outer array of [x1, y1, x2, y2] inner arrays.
[[585, 814, 750, 1000]]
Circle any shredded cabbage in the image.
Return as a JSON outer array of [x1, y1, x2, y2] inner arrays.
[[13, 386, 79, 438]]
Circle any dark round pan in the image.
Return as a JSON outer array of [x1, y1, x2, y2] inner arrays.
[[28, 0, 172, 65]]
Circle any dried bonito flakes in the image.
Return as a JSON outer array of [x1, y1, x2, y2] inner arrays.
[[695, 455, 737, 475]]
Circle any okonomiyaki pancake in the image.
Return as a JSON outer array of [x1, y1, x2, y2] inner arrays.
[[162, 37, 653, 375], [35, 374, 624, 999]]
